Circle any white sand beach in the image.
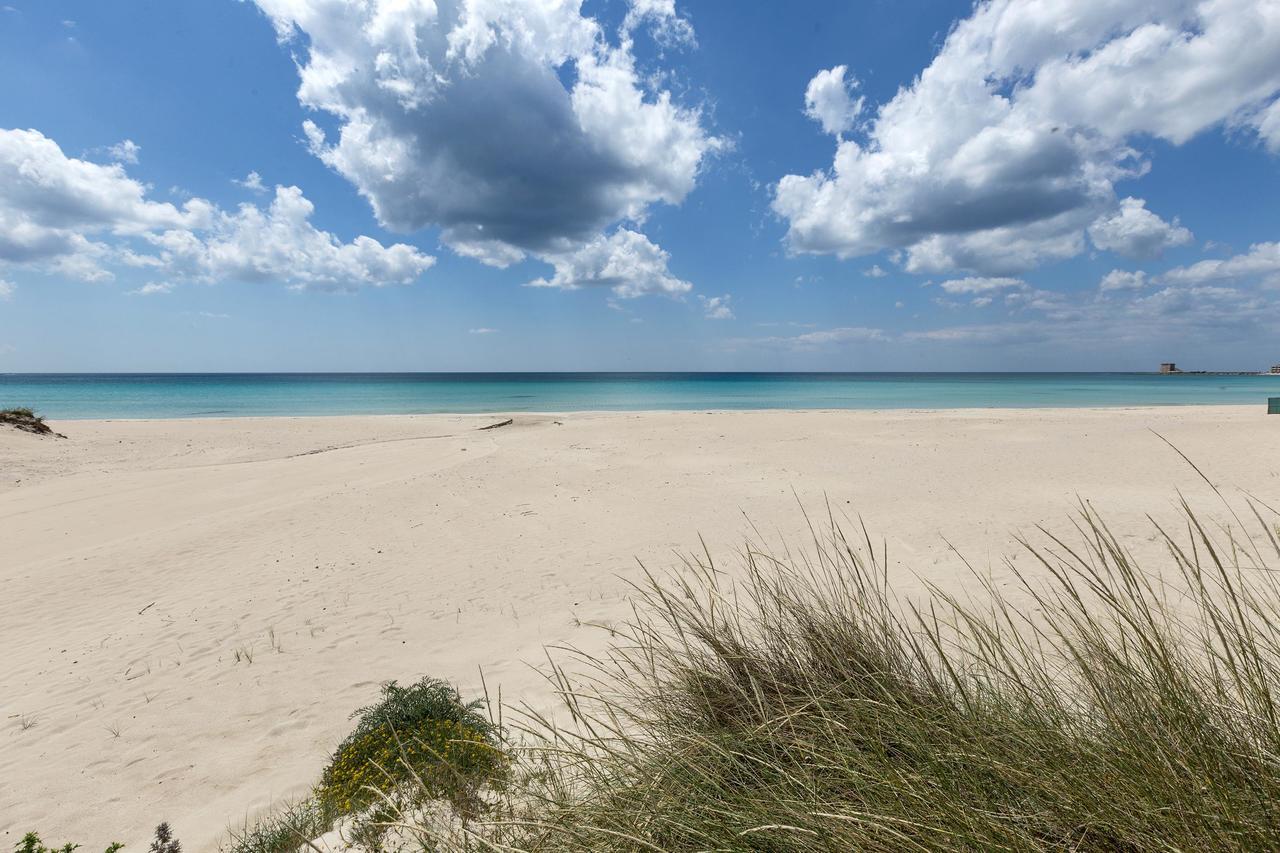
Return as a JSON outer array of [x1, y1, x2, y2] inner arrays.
[[1, 406, 1275, 850]]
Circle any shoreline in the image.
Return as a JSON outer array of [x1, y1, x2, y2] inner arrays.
[[7, 373, 1280, 423], [2, 406, 1277, 849], [28, 399, 1280, 423]]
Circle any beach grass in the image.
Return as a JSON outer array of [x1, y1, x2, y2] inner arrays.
[[221, 799, 331, 853], [369, 496, 1280, 852], [0, 406, 62, 437]]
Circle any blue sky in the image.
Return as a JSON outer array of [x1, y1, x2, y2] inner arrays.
[[1, 0, 1278, 372]]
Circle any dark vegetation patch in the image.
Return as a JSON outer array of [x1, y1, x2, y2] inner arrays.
[[1, 407, 65, 438]]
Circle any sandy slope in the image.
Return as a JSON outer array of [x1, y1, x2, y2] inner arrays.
[[1, 407, 1275, 850]]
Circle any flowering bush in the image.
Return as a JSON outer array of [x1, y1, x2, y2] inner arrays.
[[315, 678, 508, 845]]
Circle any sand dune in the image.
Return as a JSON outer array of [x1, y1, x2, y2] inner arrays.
[[1, 407, 1275, 850]]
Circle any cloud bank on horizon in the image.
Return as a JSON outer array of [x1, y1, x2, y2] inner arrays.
[[0, 0, 1279, 366]]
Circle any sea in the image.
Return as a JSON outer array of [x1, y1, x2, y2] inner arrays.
[[3, 373, 1280, 420]]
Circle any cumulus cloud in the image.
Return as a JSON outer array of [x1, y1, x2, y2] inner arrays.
[[153, 186, 435, 290], [254, 0, 720, 293], [774, 0, 1280, 276], [0, 128, 193, 275], [1161, 241, 1280, 287], [0, 128, 434, 290], [1088, 197, 1192, 259], [804, 65, 863, 135], [234, 171, 267, 193], [623, 0, 696, 47], [1257, 98, 1280, 152], [106, 139, 141, 164], [1099, 269, 1150, 291], [0, 279, 13, 300], [863, 264, 887, 278], [697, 293, 734, 319], [937, 275, 1025, 294], [527, 229, 690, 297]]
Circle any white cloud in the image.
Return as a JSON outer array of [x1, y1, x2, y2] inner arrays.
[[740, 325, 888, 350], [106, 139, 140, 164], [0, 279, 13, 300], [254, 0, 720, 293], [0, 128, 193, 278], [793, 326, 887, 345], [468, 327, 498, 335], [774, 0, 1280, 276], [937, 275, 1025, 295], [914, 274, 1275, 349], [0, 128, 434, 291], [1256, 98, 1280, 152], [151, 186, 435, 291], [1088, 197, 1192, 259], [1099, 269, 1149, 291], [234, 171, 267, 193], [904, 324, 1043, 345], [527, 229, 690, 298], [1161, 241, 1280, 287], [863, 264, 887, 278], [1127, 283, 1271, 336], [734, 250, 1279, 351], [804, 65, 863, 136], [127, 282, 173, 296], [697, 293, 734, 319], [622, 0, 695, 47]]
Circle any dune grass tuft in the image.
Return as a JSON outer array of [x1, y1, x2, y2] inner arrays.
[[397, 497, 1280, 852], [0, 407, 63, 437], [221, 800, 331, 853]]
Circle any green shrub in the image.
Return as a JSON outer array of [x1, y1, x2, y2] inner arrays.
[[316, 678, 508, 845], [146, 825, 178, 853], [14, 833, 122, 853], [14, 824, 176, 853]]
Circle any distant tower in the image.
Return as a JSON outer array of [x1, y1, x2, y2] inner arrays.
[[1160, 362, 1179, 374]]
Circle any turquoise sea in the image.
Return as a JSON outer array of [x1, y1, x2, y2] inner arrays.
[[3, 373, 1280, 420]]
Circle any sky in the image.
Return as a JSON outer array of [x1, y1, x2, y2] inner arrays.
[[1, 0, 1279, 372]]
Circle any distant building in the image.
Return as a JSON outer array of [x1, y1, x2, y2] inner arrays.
[[1160, 362, 1180, 374], [1271, 364, 1280, 375]]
